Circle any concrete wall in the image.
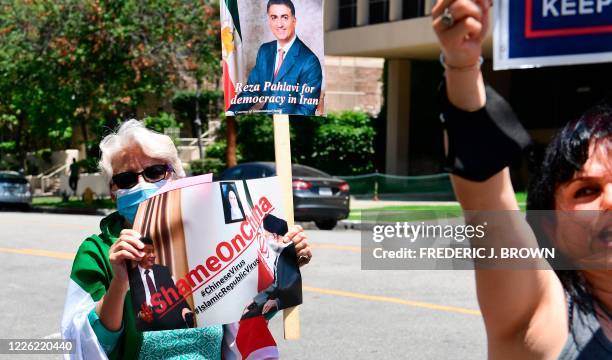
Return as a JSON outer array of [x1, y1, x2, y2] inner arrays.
[[59, 173, 110, 197], [324, 56, 384, 114]]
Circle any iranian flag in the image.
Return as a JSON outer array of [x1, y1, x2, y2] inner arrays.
[[221, 0, 245, 111]]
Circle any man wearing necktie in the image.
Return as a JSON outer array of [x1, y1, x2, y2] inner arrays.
[[128, 237, 195, 331], [228, 0, 323, 115]]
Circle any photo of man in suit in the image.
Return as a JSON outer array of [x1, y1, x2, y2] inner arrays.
[[241, 214, 302, 319], [128, 236, 195, 331], [229, 0, 323, 116]]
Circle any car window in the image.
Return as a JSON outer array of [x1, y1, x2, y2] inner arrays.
[[291, 165, 330, 178], [0, 174, 27, 184]]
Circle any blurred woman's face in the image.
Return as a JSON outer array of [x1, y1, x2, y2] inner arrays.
[[553, 139, 612, 267]]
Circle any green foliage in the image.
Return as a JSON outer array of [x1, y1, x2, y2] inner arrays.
[[0, 141, 15, 153], [35, 148, 53, 164], [0, 0, 221, 160], [205, 141, 228, 159], [236, 114, 277, 162], [311, 112, 375, 175], [205, 140, 242, 162], [0, 158, 19, 171], [76, 158, 100, 174], [143, 112, 181, 134], [190, 140, 243, 177], [228, 111, 375, 175], [32, 196, 115, 209], [200, 139, 242, 175], [190, 158, 225, 177], [172, 90, 223, 134]]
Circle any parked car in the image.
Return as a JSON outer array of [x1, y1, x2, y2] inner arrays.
[[0, 171, 32, 210], [219, 162, 350, 230]]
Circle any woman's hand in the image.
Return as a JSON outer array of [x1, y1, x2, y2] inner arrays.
[[432, 0, 490, 68], [284, 225, 312, 267], [109, 229, 145, 285], [97, 229, 144, 331], [432, 0, 489, 111]]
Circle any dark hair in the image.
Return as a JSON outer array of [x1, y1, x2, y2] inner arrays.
[[140, 236, 154, 246], [267, 0, 295, 16], [526, 102, 612, 313]]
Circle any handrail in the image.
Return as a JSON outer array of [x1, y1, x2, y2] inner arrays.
[[43, 164, 68, 179], [176, 129, 214, 147], [36, 163, 65, 179]]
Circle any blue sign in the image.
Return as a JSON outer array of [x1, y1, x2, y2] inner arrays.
[[495, 0, 612, 69]]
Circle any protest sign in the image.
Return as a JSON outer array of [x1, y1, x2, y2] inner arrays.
[[128, 175, 302, 332], [221, 0, 325, 116], [494, 0, 612, 69]]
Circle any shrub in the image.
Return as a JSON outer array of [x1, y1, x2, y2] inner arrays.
[[231, 111, 374, 175], [236, 114, 276, 162], [310, 111, 375, 175], [143, 112, 182, 134], [0, 141, 16, 153], [76, 158, 100, 174], [171, 90, 223, 134], [36, 148, 53, 164], [0, 158, 19, 171], [190, 158, 225, 177]]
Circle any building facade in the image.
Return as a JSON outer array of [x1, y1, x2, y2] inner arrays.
[[324, 56, 384, 115], [325, 0, 612, 181]]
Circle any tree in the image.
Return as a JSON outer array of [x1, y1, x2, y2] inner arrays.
[[0, 0, 220, 167]]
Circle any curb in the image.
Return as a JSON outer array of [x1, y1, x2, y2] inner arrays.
[[27, 208, 371, 231], [338, 220, 383, 231], [31, 206, 114, 216], [295, 220, 381, 231]]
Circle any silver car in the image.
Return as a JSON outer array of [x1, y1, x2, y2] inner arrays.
[[0, 171, 32, 209]]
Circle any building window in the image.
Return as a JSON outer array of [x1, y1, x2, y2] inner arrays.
[[338, 0, 357, 29], [402, 0, 425, 19], [369, 0, 389, 24]]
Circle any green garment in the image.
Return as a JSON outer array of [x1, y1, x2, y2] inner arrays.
[[88, 308, 123, 354]]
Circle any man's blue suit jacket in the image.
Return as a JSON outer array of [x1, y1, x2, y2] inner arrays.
[[230, 37, 322, 115]]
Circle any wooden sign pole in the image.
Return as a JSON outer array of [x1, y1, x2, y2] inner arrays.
[[273, 113, 300, 340]]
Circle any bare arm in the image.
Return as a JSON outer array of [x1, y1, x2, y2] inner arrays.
[[432, 0, 567, 354], [96, 278, 129, 331]]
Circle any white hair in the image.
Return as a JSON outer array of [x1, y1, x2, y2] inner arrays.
[[98, 119, 185, 180]]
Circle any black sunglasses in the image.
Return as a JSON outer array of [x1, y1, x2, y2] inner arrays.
[[111, 164, 173, 189]]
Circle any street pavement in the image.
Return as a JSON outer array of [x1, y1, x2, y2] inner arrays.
[[0, 211, 486, 359]]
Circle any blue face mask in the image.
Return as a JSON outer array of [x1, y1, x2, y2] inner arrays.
[[115, 181, 167, 224]]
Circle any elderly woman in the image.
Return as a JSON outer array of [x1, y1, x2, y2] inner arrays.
[[61, 120, 312, 359], [433, 0, 611, 359]]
